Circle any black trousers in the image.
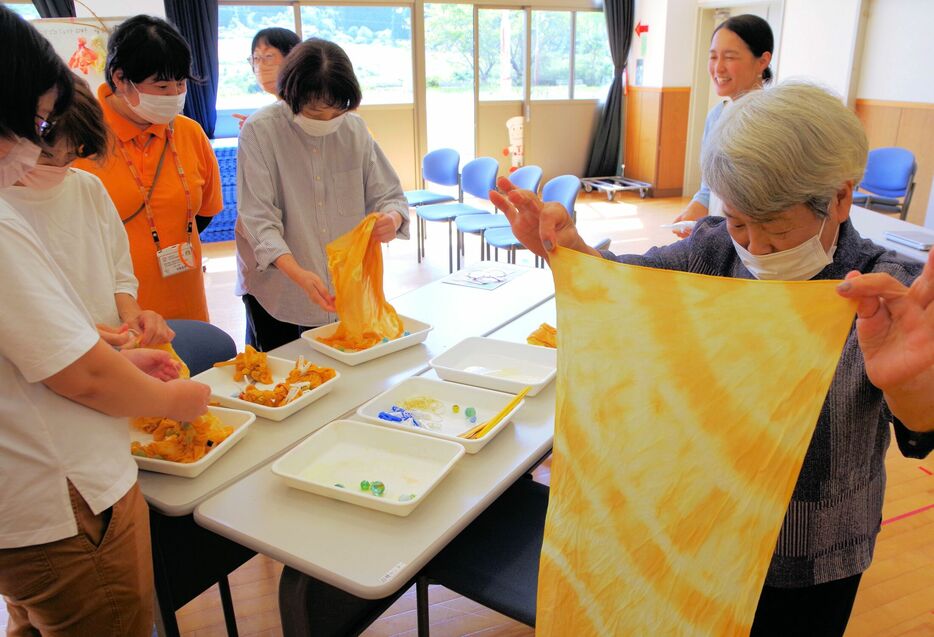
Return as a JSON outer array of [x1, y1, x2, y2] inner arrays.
[[242, 293, 315, 352], [751, 573, 862, 637]]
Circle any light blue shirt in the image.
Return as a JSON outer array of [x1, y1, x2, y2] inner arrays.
[[235, 102, 409, 326], [690, 100, 727, 210]]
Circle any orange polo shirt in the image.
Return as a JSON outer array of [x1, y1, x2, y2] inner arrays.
[[75, 84, 223, 321]]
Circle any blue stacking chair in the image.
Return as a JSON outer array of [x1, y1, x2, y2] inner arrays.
[[416, 156, 499, 273], [405, 148, 460, 208], [486, 174, 583, 266], [406, 149, 460, 264], [454, 165, 543, 264], [852, 147, 917, 220]]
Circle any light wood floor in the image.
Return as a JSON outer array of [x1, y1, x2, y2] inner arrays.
[[3, 193, 930, 636]]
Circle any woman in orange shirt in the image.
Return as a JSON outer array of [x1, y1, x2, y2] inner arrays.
[[76, 15, 222, 322]]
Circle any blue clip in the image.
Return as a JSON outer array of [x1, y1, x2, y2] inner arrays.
[[378, 411, 404, 422]]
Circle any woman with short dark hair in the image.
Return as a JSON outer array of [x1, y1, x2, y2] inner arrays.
[[0, 8, 210, 635], [250, 27, 301, 96], [75, 15, 223, 323], [235, 38, 409, 351]]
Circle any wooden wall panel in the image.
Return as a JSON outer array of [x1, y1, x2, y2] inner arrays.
[[854, 100, 934, 227], [624, 88, 660, 185], [624, 87, 690, 196], [657, 88, 691, 195]]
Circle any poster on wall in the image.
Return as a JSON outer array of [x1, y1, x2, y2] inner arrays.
[[31, 17, 127, 93]]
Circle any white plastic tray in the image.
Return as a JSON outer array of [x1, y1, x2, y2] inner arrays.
[[271, 420, 464, 516], [194, 355, 340, 422], [130, 406, 256, 478], [300, 315, 432, 366], [429, 336, 557, 396], [355, 377, 524, 453]]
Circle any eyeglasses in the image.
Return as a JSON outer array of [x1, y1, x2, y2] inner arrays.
[[247, 53, 280, 68], [35, 114, 56, 139], [466, 268, 508, 284]]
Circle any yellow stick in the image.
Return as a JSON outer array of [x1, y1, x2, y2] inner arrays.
[[460, 386, 532, 439]]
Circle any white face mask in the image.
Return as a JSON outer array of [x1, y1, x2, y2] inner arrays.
[[732, 218, 837, 281], [0, 136, 42, 188], [124, 82, 187, 125], [20, 164, 70, 189], [294, 113, 345, 137]]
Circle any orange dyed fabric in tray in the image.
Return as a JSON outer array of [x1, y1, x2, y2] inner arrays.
[[318, 214, 403, 351], [536, 247, 856, 636]]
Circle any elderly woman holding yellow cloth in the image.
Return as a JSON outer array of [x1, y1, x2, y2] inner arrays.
[[491, 82, 934, 636]]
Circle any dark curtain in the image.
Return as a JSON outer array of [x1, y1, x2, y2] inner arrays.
[[164, 0, 219, 138], [32, 0, 76, 18], [584, 0, 635, 178]]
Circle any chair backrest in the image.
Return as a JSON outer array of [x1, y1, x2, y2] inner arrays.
[[166, 319, 236, 376], [860, 147, 917, 198], [461, 157, 500, 200], [422, 148, 460, 187], [542, 174, 581, 221], [508, 165, 543, 193]]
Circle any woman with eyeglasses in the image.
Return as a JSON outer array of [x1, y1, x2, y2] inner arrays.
[[236, 38, 409, 351], [234, 27, 301, 129], [2, 75, 174, 347], [0, 7, 210, 635], [75, 15, 223, 323]]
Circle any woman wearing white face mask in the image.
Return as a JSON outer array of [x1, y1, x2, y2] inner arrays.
[[0, 8, 211, 635], [671, 14, 773, 238], [491, 82, 934, 636], [75, 15, 223, 324], [1, 75, 174, 347], [236, 38, 409, 351]]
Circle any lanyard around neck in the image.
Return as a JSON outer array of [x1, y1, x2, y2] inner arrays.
[[116, 128, 194, 250]]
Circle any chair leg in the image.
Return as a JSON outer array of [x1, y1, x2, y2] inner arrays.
[[479, 231, 485, 262], [416, 216, 422, 264], [447, 221, 453, 274], [494, 247, 499, 261], [456, 230, 462, 271], [218, 575, 240, 637], [416, 575, 431, 637]]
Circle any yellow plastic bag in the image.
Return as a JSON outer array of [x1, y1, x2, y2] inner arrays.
[[536, 247, 856, 636], [318, 214, 403, 351]]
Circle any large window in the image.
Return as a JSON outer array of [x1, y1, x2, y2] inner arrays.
[[424, 3, 474, 162], [478, 9, 525, 101], [217, 5, 294, 111], [574, 12, 613, 99], [300, 6, 412, 105], [531, 11, 571, 100], [4, 3, 40, 19]]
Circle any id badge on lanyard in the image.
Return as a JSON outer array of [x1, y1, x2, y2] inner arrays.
[[156, 242, 195, 277]]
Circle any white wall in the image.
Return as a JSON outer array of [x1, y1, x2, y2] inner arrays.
[[662, 0, 697, 87], [776, 0, 863, 102], [75, 0, 164, 19], [855, 0, 934, 103], [629, 0, 669, 87]]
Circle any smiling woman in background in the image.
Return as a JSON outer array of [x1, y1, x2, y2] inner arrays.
[[671, 14, 773, 237], [75, 15, 223, 322]]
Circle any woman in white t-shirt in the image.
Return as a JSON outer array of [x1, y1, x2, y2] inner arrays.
[[0, 8, 210, 636], [0, 75, 174, 346]]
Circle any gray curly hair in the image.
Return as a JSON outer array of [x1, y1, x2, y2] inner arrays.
[[702, 81, 867, 222]]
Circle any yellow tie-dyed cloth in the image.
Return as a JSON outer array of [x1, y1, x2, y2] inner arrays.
[[537, 247, 856, 636], [318, 214, 404, 351]]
